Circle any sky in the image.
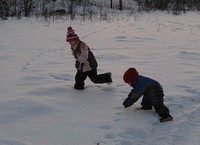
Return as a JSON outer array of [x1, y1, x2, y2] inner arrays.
[[0, 12, 200, 145]]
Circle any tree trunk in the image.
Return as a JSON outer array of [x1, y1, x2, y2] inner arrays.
[[119, 0, 122, 10]]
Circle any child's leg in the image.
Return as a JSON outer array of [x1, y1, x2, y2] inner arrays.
[[141, 98, 153, 110], [153, 101, 170, 117], [154, 102, 173, 122], [87, 69, 112, 84], [74, 70, 87, 90], [153, 84, 172, 115], [153, 84, 173, 122]]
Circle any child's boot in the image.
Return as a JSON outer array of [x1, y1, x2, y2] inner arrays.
[[160, 115, 173, 122]]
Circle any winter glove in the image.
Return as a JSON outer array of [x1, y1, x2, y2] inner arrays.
[[123, 96, 135, 108], [75, 61, 80, 69]]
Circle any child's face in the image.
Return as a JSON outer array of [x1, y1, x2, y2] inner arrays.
[[69, 40, 77, 46]]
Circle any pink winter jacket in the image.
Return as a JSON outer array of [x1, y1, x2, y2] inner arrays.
[[71, 40, 97, 72]]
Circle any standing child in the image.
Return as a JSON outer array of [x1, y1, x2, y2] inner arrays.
[[122, 68, 173, 122], [66, 27, 112, 90]]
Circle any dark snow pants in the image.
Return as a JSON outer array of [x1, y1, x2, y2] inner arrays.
[[141, 84, 170, 117], [74, 68, 112, 90]]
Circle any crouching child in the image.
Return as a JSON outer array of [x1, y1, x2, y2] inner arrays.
[[123, 68, 173, 122]]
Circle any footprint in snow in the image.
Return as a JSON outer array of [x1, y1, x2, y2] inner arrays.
[[0, 140, 25, 145], [104, 133, 117, 139], [99, 125, 112, 130], [48, 73, 73, 81]]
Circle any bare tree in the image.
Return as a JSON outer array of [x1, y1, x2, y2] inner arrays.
[[69, 0, 76, 20], [119, 0, 122, 10], [0, 0, 9, 19], [52, 0, 56, 21], [23, 0, 34, 17]]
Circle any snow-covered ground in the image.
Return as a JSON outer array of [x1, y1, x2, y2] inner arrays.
[[1, 12, 200, 145]]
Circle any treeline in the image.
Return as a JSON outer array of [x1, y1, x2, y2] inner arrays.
[[0, 0, 71, 19], [136, 0, 200, 14], [1, 0, 200, 20], [1, 0, 119, 20]]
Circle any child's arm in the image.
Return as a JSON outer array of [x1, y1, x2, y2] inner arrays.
[[123, 89, 142, 108]]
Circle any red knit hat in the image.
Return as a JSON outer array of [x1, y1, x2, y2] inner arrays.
[[123, 68, 139, 84], [66, 27, 79, 42]]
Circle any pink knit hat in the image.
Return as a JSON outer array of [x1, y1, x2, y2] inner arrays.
[[66, 27, 79, 42], [123, 68, 139, 84]]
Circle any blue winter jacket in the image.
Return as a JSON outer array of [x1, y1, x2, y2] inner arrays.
[[128, 75, 164, 104]]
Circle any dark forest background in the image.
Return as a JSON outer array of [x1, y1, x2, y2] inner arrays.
[[1, 0, 200, 20]]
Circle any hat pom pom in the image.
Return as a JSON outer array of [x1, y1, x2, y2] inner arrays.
[[67, 26, 75, 35], [68, 27, 73, 31]]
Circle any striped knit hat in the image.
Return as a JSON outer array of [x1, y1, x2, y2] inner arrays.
[[66, 27, 79, 42]]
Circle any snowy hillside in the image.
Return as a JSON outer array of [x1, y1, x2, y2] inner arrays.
[[1, 12, 200, 145]]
